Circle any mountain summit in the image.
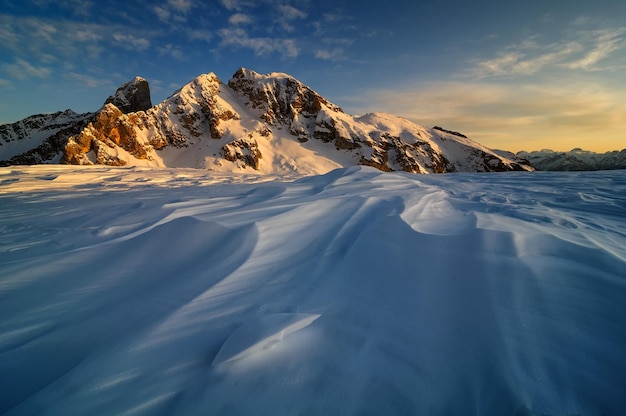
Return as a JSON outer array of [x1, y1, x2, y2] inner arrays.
[[1, 68, 532, 173], [103, 76, 152, 114]]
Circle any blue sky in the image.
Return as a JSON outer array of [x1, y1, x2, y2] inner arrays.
[[1, 0, 625, 152]]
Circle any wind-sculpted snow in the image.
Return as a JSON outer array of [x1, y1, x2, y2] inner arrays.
[[1, 166, 625, 415]]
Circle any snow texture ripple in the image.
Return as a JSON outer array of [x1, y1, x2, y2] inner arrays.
[[1, 166, 625, 415]]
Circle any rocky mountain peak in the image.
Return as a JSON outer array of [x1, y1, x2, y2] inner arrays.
[[173, 73, 222, 102], [63, 102, 152, 166], [228, 68, 343, 126], [104, 76, 152, 114], [2, 68, 534, 174], [160, 72, 240, 140]]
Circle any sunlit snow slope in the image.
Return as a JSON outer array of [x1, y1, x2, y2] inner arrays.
[[1, 166, 625, 415]]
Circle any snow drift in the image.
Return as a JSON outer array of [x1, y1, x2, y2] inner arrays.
[[1, 165, 625, 415]]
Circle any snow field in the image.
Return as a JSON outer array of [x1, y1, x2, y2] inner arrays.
[[1, 166, 625, 415]]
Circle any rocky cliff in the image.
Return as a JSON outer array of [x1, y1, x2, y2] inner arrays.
[[0, 110, 92, 165], [103, 76, 152, 114], [0, 75, 153, 166]]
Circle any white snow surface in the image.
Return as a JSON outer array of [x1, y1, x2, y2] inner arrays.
[[1, 165, 625, 415]]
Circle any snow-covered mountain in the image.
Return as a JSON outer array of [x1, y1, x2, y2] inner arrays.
[[518, 148, 626, 171], [1, 68, 532, 173], [0, 77, 152, 166], [0, 110, 92, 165]]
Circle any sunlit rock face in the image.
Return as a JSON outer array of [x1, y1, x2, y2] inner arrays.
[[63, 104, 149, 166], [2, 68, 533, 174]]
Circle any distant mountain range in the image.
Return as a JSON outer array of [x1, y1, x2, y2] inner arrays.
[[3, 68, 616, 173], [517, 149, 626, 171]]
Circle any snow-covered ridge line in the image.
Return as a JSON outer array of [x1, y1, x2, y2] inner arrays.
[[1, 68, 533, 174], [518, 148, 626, 171]]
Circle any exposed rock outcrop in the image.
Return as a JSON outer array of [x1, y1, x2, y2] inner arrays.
[[228, 68, 341, 126], [1, 76, 154, 166], [221, 136, 262, 169], [61, 73, 245, 166], [104, 77, 152, 114], [0, 110, 92, 166], [63, 104, 148, 165]]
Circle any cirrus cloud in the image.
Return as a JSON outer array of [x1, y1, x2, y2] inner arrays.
[[228, 13, 252, 25], [112, 33, 151, 50], [474, 26, 626, 78], [3, 59, 51, 80], [218, 27, 299, 58]]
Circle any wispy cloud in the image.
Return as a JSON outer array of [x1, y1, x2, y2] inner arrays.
[[281, 39, 299, 58], [278, 5, 307, 20], [219, 0, 254, 11], [314, 37, 353, 61], [153, 6, 170, 22], [220, 0, 240, 10], [274, 4, 307, 32], [566, 28, 626, 70], [218, 27, 298, 58], [187, 28, 212, 42], [314, 47, 349, 61], [1, 10, 216, 85], [315, 49, 341, 60], [0, 14, 157, 69], [66, 72, 115, 88], [474, 25, 626, 78], [159, 44, 185, 60], [152, 0, 197, 22], [0, 21, 19, 49], [212, 1, 356, 61], [168, 0, 194, 14], [477, 43, 582, 76], [112, 33, 151, 50], [228, 13, 252, 25], [74, 29, 102, 42], [3, 59, 51, 80], [312, 11, 355, 37]]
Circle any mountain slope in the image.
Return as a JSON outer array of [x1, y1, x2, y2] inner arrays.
[[0, 110, 92, 165], [1, 68, 533, 174], [0, 77, 153, 167]]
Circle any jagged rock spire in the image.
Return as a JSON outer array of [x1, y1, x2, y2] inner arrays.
[[104, 76, 152, 114]]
